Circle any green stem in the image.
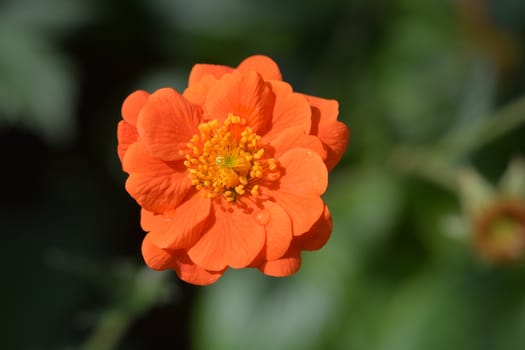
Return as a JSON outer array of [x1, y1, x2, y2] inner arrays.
[[83, 309, 133, 350], [80, 267, 173, 350], [390, 146, 459, 192], [439, 95, 525, 159], [391, 95, 525, 191]]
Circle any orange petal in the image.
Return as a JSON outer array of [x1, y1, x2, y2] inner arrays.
[[258, 248, 301, 277], [188, 63, 233, 88], [141, 209, 170, 233], [237, 55, 282, 81], [265, 126, 326, 160], [144, 193, 211, 250], [117, 120, 138, 163], [183, 74, 219, 106], [306, 95, 349, 171], [172, 252, 226, 286], [188, 201, 266, 270], [263, 80, 311, 139], [306, 94, 339, 126], [264, 148, 327, 235], [295, 204, 333, 251], [253, 201, 293, 260], [142, 235, 225, 285], [318, 120, 350, 171], [204, 70, 274, 133], [137, 88, 202, 162], [270, 192, 325, 237], [123, 142, 192, 212], [122, 90, 149, 126], [274, 147, 327, 196], [142, 234, 175, 270]]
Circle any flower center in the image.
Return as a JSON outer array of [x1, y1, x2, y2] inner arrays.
[[184, 113, 277, 202], [475, 200, 525, 262]]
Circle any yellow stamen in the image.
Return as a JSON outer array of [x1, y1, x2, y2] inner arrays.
[[184, 113, 278, 202]]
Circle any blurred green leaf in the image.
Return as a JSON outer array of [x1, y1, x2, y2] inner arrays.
[[193, 268, 344, 350], [327, 167, 403, 246], [373, 0, 491, 144], [2, 0, 94, 33], [0, 22, 76, 144]]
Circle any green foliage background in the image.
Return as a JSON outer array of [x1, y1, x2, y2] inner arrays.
[[2, 0, 525, 349]]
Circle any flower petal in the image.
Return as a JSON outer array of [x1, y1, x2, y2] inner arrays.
[[306, 95, 349, 171], [276, 148, 328, 196], [253, 200, 293, 260], [237, 55, 282, 81], [264, 148, 327, 235], [173, 252, 226, 286], [122, 90, 149, 126], [123, 142, 192, 212], [142, 193, 211, 249], [295, 204, 332, 251], [142, 235, 225, 285], [137, 88, 202, 162], [141, 208, 170, 233], [142, 234, 175, 270], [204, 70, 274, 133], [258, 248, 301, 277], [265, 126, 326, 160], [183, 74, 219, 106], [318, 120, 349, 171], [188, 63, 233, 88], [306, 94, 339, 126], [117, 120, 138, 163], [269, 193, 325, 237], [188, 201, 266, 270], [264, 80, 311, 139]]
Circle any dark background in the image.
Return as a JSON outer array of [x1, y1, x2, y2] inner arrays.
[[2, 0, 525, 349]]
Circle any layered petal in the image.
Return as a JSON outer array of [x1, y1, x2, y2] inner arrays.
[[118, 90, 148, 163], [142, 235, 225, 285], [188, 63, 233, 88], [265, 126, 326, 160], [258, 248, 302, 277], [123, 142, 192, 212], [264, 148, 328, 235], [263, 80, 311, 139], [306, 95, 349, 171], [187, 55, 282, 88], [253, 200, 293, 260], [185, 55, 282, 107], [141, 193, 211, 250], [204, 70, 274, 133], [318, 120, 349, 171], [188, 201, 266, 270], [183, 74, 219, 106], [117, 120, 138, 163], [295, 204, 333, 251], [142, 234, 175, 271], [307, 95, 339, 126], [172, 252, 226, 286], [237, 55, 283, 81], [137, 88, 202, 162], [121, 90, 149, 126]]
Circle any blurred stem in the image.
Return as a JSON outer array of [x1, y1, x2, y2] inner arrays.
[[81, 266, 173, 350], [390, 147, 459, 192], [439, 95, 525, 159], [391, 95, 525, 192], [83, 309, 133, 350]]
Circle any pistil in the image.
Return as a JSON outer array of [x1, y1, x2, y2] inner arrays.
[[184, 114, 277, 202]]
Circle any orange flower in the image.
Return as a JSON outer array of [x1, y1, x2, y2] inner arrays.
[[117, 55, 349, 285]]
